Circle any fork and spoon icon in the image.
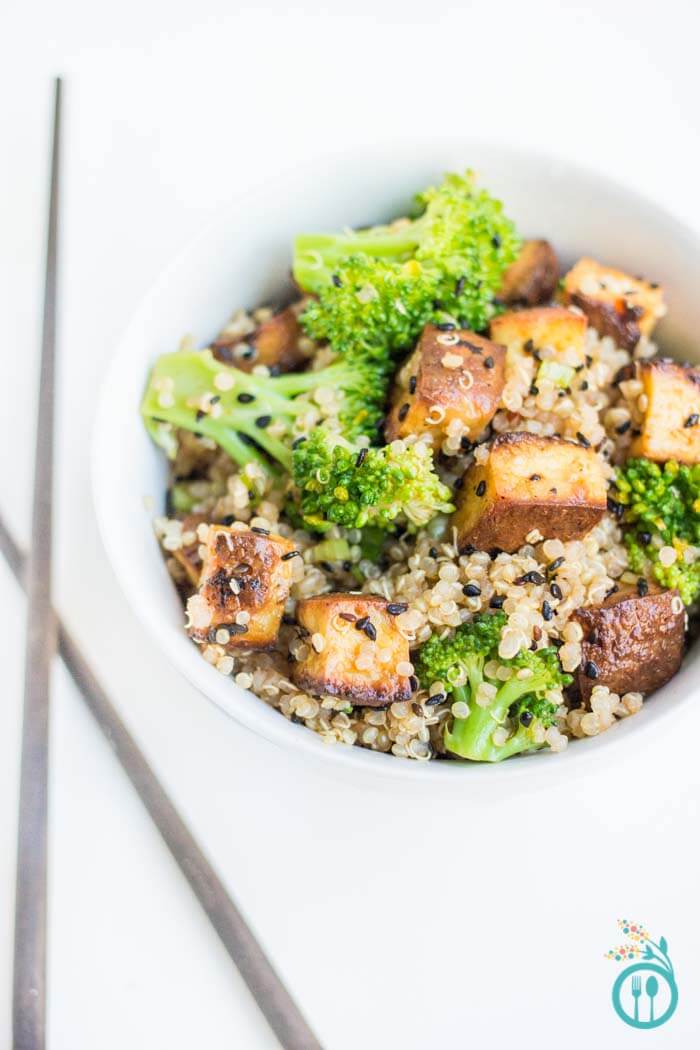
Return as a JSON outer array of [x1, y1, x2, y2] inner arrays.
[[631, 974, 660, 1023]]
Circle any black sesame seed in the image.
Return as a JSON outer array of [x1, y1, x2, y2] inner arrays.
[[398, 403, 410, 422], [251, 526, 270, 536], [355, 447, 368, 468], [355, 616, 369, 631], [519, 710, 534, 727], [241, 346, 255, 360], [684, 413, 700, 428], [462, 583, 481, 597], [363, 621, 377, 641], [476, 480, 487, 497], [454, 477, 464, 490], [548, 556, 565, 572], [436, 322, 456, 331], [281, 550, 301, 561], [516, 571, 546, 586], [221, 514, 236, 526], [607, 496, 624, 519], [489, 548, 502, 561], [409, 375, 417, 394], [387, 602, 408, 615], [227, 623, 248, 635], [576, 431, 591, 447], [489, 595, 505, 609], [409, 675, 419, 692], [524, 339, 535, 353], [195, 409, 206, 422], [461, 544, 477, 555], [529, 473, 542, 481], [255, 415, 272, 429], [484, 356, 495, 369], [637, 577, 649, 596], [584, 660, 599, 679], [640, 531, 652, 546], [342, 560, 352, 572], [541, 600, 553, 621], [429, 547, 439, 558], [426, 692, 446, 706], [491, 234, 501, 248], [455, 276, 466, 296], [210, 395, 221, 405], [650, 281, 660, 289], [529, 384, 540, 396], [579, 380, 589, 391], [550, 582, 563, 600], [331, 273, 342, 287], [615, 419, 631, 435], [605, 583, 619, 599], [585, 354, 593, 367]]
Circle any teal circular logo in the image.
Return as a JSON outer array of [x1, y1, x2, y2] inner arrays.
[[612, 962, 678, 1029]]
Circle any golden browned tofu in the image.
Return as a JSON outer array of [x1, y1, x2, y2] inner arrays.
[[452, 433, 607, 553], [186, 526, 297, 649], [292, 594, 412, 706], [629, 359, 700, 464], [212, 301, 310, 374], [498, 239, 559, 306], [573, 586, 685, 703], [385, 325, 505, 448], [562, 257, 666, 350], [490, 306, 587, 364]]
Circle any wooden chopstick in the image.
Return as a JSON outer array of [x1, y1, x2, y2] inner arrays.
[[13, 77, 61, 1050], [0, 519, 323, 1050]]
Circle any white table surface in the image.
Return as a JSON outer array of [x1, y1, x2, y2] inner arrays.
[[2, 2, 700, 1046]]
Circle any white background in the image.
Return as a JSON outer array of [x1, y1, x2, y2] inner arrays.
[[2, 2, 700, 1047]]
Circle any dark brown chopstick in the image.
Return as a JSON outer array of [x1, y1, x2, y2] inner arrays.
[[13, 77, 61, 1050], [0, 514, 323, 1050]]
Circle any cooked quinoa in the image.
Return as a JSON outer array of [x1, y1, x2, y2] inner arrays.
[[143, 174, 697, 764]]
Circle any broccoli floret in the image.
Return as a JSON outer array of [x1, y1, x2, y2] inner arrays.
[[614, 458, 700, 605], [292, 429, 453, 533], [142, 348, 387, 474], [294, 171, 520, 358], [414, 612, 572, 762]]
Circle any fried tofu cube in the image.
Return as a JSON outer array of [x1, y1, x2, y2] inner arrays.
[[212, 301, 311, 374], [498, 239, 559, 306], [490, 306, 588, 365], [629, 359, 700, 464], [385, 325, 505, 448], [452, 433, 607, 553], [292, 594, 412, 706], [573, 586, 685, 703], [562, 257, 666, 350], [186, 525, 297, 649]]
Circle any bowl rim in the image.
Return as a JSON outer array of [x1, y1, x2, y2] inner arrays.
[[92, 138, 700, 784]]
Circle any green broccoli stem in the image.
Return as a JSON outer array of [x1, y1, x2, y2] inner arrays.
[[293, 227, 422, 292], [445, 672, 550, 762], [142, 349, 383, 475]]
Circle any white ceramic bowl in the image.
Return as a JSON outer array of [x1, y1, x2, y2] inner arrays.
[[93, 141, 700, 784]]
